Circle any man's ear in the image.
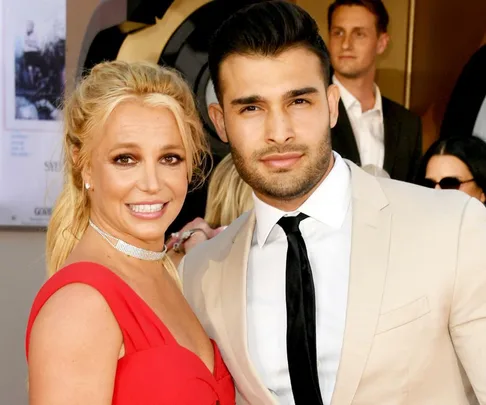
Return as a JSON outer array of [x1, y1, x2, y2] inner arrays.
[[377, 32, 390, 55], [208, 103, 228, 143], [327, 84, 341, 128]]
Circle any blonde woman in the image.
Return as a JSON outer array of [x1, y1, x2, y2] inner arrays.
[[25, 61, 235, 405], [205, 154, 253, 228], [167, 154, 253, 266]]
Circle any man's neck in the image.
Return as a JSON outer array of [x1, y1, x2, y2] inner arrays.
[[335, 70, 377, 112]]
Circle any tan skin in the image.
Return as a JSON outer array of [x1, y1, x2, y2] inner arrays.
[[208, 47, 340, 212], [425, 154, 486, 203], [328, 5, 389, 112], [28, 101, 214, 405]]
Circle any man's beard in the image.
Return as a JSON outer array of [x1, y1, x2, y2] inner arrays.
[[229, 130, 333, 202]]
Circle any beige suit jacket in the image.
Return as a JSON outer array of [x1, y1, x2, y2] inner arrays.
[[180, 162, 486, 405]]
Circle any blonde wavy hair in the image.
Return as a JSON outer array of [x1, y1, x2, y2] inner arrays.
[[46, 60, 209, 281], [204, 154, 253, 228]]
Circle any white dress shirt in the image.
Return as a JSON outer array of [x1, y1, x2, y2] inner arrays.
[[333, 76, 385, 169], [473, 95, 486, 142], [247, 153, 352, 405]]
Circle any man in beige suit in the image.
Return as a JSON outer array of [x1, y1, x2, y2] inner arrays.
[[179, 1, 486, 404]]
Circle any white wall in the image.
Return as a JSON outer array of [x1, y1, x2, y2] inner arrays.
[[0, 230, 46, 405]]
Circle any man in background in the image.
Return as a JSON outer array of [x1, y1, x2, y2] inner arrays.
[[328, 0, 422, 182]]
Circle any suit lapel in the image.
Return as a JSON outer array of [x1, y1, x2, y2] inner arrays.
[[382, 98, 401, 176], [219, 211, 277, 405], [331, 162, 391, 405], [332, 101, 361, 165]]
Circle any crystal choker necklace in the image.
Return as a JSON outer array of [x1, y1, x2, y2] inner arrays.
[[89, 219, 167, 261]]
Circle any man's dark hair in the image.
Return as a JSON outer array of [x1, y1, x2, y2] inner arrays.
[[208, 0, 331, 102], [327, 0, 389, 34]]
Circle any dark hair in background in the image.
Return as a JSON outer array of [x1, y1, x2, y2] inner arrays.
[[415, 136, 486, 197], [328, 0, 389, 33], [208, 0, 331, 102]]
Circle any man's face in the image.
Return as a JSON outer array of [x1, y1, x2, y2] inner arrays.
[[329, 5, 389, 79], [209, 47, 340, 209]]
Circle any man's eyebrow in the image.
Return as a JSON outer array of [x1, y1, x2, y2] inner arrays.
[[230, 95, 265, 106], [331, 25, 368, 30], [230, 88, 319, 106], [284, 87, 319, 99]]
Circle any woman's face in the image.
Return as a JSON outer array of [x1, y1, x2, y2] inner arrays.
[[425, 154, 485, 203], [83, 100, 189, 250]]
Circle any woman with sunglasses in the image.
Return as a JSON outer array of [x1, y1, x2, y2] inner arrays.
[[416, 136, 486, 204]]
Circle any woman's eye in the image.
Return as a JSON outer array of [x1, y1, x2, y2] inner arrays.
[[162, 155, 182, 165], [114, 155, 135, 165]]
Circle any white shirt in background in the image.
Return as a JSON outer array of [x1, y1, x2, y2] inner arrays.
[[333, 75, 385, 169], [473, 95, 486, 142]]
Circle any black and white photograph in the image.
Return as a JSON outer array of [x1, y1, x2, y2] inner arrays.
[[0, 0, 65, 228], [3, 0, 65, 128]]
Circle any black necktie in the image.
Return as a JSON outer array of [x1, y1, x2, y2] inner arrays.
[[278, 213, 323, 404]]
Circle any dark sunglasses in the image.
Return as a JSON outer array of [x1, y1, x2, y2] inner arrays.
[[422, 177, 475, 190]]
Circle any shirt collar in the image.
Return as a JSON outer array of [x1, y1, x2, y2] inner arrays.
[[252, 152, 351, 247], [333, 75, 382, 115]]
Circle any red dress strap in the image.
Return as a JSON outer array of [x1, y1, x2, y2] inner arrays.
[[26, 262, 167, 359]]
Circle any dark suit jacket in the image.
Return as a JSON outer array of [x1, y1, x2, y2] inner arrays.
[[440, 45, 486, 139], [331, 97, 422, 182]]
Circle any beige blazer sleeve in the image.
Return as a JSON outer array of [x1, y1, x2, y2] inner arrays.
[[450, 197, 486, 402]]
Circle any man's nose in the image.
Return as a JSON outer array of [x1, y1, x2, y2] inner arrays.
[[265, 109, 295, 144]]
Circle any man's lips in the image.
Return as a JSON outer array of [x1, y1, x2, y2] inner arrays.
[[260, 152, 303, 168]]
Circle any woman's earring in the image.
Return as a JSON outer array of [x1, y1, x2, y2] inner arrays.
[[85, 183, 91, 190]]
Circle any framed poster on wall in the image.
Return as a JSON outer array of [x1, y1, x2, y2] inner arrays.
[[0, 0, 65, 227]]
